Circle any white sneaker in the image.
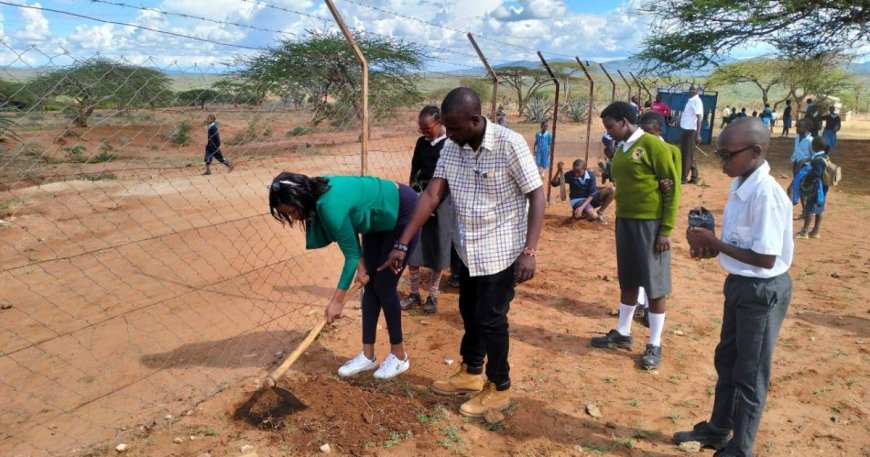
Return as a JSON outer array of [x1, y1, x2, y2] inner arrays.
[[373, 353, 409, 380], [337, 352, 378, 377]]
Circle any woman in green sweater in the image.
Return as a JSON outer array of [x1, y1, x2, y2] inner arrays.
[[269, 172, 420, 379], [590, 101, 681, 370]]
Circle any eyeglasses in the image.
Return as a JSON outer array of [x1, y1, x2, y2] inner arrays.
[[715, 144, 756, 161]]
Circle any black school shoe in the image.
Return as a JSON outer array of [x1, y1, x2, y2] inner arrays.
[[673, 421, 733, 450], [591, 329, 632, 350], [633, 306, 650, 328], [641, 344, 662, 370], [400, 293, 421, 311], [423, 296, 438, 314]]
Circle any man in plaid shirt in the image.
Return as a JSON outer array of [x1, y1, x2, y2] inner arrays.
[[382, 87, 544, 417]]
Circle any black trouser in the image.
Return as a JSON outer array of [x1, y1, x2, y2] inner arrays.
[[360, 184, 420, 345], [710, 273, 791, 457], [679, 128, 699, 181], [450, 246, 462, 278], [204, 148, 229, 165], [458, 261, 515, 391]]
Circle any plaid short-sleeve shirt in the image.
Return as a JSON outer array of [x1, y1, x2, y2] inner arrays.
[[434, 118, 543, 277]]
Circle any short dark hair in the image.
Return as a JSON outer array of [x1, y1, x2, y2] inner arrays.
[[268, 171, 331, 229], [419, 105, 440, 121], [572, 159, 585, 168], [811, 135, 828, 153], [639, 110, 664, 129], [600, 101, 638, 125], [442, 87, 481, 117]]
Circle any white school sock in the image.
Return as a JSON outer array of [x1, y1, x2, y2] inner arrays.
[[616, 303, 636, 336], [648, 312, 666, 346], [637, 287, 648, 308]]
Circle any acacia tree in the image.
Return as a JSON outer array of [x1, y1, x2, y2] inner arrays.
[[705, 59, 788, 105], [777, 56, 855, 114], [31, 58, 172, 127], [497, 66, 554, 117], [239, 30, 424, 126], [635, 0, 870, 74]]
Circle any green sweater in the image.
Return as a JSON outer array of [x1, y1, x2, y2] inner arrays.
[[305, 176, 399, 290], [611, 132, 681, 236]]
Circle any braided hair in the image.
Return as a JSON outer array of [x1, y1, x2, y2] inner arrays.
[[268, 171, 331, 230]]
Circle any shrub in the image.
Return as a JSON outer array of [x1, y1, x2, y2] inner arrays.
[[524, 95, 553, 123], [170, 120, 192, 146], [566, 97, 590, 123]]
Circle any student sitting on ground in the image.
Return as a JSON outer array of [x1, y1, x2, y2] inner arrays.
[[551, 159, 614, 223]]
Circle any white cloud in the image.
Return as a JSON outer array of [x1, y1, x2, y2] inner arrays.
[[13, 2, 51, 43], [2, 0, 653, 71]]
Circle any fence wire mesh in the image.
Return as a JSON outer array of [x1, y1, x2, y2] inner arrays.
[[0, 2, 630, 455]]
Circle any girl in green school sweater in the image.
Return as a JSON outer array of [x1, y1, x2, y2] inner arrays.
[[590, 101, 681, 370]]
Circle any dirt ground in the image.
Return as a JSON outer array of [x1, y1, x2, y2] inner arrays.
[[0, 110, 867, 457]]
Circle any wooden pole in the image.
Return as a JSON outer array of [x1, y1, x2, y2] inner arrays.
[[325, 0, 368, 175], [467, 33, 498, 119], [537, 51, 560, 204], [576, 58, 594, 165], [599, 63, 616, 102]]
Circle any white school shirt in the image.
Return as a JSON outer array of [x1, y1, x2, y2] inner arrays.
[[719, 161, 793, 278], [680, 95, 704, 130]]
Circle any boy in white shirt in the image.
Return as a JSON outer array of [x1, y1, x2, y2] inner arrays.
[[676, 117, 793, 457]]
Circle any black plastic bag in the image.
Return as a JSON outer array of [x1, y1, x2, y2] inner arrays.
[[688, 207, 715, 232]]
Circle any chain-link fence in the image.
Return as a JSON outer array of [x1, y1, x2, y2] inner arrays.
[[0, 1, 638, 454]]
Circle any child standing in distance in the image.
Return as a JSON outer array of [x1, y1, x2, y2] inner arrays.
[[534, 120, 553, 180], [678, 117, 793, 457], [781, 100, 793, 137], [794, 137, 830, 239], [590, 101, 681, 370], [203, 114, 233, 175], [790, 119, 813, 177]]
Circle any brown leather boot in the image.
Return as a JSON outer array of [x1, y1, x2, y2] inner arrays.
[[430, 363, 484, 395], [459, 381, 510, 418]]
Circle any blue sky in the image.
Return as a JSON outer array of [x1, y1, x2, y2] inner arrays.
[[0, 0, 769, 71]]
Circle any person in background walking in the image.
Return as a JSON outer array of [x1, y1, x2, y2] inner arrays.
[[781, 100, 793, 137], [804, 99, 820, 138], [679, 84, 703, 184], [203, 114, 233, 175], [770, 109, 777, 133], [759, 104, 772, 130], [630, 95, 640, 115], [821, 106, 841, 152], [400, 106, 454, 314]]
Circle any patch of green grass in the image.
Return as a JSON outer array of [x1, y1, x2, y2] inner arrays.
[[188, 426, 219, 436], [612, 435, 634, 449], [438, 424, 464, 449], [287, 126, 313, 136], [667, 412, 682, 424], [89, 151, 116, 163], [83, 171, 116, 181], [831, 405, 842, 414], [417, 408, 446, 425], [676, 399, 698, 409], [707, 385, 716, 396], [383, 430, 413, 448], [628, 398, 639, 407], [602, 375, 617, 384]]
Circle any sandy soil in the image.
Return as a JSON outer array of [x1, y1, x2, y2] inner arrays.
[[0, 110, 867, 457]]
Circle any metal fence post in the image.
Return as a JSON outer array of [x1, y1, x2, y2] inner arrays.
[[325, 0, 368, 175], [537, 52, 560, 203], [576, 58, 594, 165], [467, 33, 498, 119], [599, 63, 616, 103]]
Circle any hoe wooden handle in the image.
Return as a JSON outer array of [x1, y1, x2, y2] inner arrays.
[[263, 282, 363, 387]]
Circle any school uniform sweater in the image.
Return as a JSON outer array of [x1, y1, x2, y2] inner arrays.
[[305, 176, 399, 290], [612, 132, 681, 236]]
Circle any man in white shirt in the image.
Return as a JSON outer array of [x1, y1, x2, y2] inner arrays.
[[678, 118, 793, 457], [382, 87, 545, 418], [679, 84, 704, 184]]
